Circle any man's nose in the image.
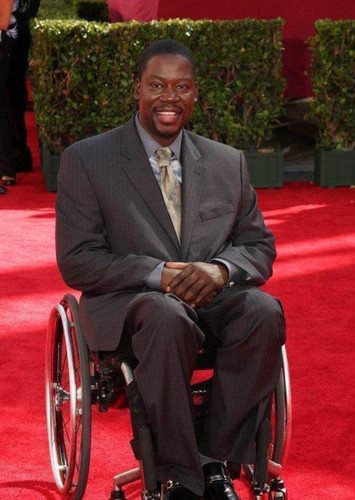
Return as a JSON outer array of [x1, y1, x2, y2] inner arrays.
[[160, 87, 179, 101]]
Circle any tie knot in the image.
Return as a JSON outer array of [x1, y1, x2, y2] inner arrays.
[[156, 147, 173, 168]]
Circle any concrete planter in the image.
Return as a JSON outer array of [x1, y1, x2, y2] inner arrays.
[[39, 147, 286, 192], [314, 149, 355, 187], [40, 144, 61, 192], [245, 151, 284, 188]]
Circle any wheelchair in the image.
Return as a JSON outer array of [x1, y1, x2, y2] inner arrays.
[[45, 293, 291, 500]]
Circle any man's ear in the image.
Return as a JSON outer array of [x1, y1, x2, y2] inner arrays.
[[194, 82, 198, 102]]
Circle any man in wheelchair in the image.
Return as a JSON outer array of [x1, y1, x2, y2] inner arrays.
[[56, 39, 286, 500]]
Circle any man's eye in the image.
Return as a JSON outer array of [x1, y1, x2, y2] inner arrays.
[[151, 83, 163, 88]]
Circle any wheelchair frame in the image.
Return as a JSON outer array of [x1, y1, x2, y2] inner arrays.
[[45, 294, 291, 500]]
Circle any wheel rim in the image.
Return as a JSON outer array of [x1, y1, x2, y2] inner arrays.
[[280, 345, 292, 466], [46, 304, 83, 494], [244, 345, 292, 482]]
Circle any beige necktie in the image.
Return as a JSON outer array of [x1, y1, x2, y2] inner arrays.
[[156, 147, 181, 241]]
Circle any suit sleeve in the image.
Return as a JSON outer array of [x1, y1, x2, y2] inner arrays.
[[215, 153, 276, 285], [55, 146, 162, 295]]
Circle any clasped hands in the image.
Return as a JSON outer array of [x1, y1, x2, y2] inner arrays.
[[161, 261, 228, 308]]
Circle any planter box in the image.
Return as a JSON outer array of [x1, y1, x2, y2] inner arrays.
[[39, 147, 285, 192], [40, 145, 61, 192], [315, 149, 355, 187], [245, 151, 283, 188]]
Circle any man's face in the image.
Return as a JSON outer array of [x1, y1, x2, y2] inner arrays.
[[135, 53, 198, 146]]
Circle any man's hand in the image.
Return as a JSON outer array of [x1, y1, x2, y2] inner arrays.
[[161, 261, 228, 308], [161, 266, 181, 291]]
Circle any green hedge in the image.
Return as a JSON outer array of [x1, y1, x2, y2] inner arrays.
[[30, 18, 286, 153], [309, 20, 355, 150]]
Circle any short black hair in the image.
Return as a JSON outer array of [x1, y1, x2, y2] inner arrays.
[[137, 39, 196, 79]]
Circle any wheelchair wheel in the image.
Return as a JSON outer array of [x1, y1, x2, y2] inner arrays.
[[269, 345, 292, 473], [244, 345, 292, 490], [45, 294, 91, 499]]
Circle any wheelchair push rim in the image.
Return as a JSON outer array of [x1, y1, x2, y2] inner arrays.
[[45, 297, 91, 498], [269, 345, 292, 474], [244, 345, 292, 488]]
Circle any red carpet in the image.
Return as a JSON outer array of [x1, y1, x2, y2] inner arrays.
[[0, 111, 354, 499]]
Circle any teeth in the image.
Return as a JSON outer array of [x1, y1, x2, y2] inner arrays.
[[157, 111, 177, 115]]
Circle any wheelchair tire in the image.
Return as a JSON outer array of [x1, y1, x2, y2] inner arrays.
[[45, 294, 91, 499], [271, 345, 292, 470], [244, 345, 292, 483]]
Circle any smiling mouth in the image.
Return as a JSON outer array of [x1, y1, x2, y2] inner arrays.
[[156, 109, 181, 115], [155, 109, 182, 124]]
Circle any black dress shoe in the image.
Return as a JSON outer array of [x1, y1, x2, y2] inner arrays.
[[2, 177, 16, 186], [161, 480, 201, 499], [203, 462, 240, 500]]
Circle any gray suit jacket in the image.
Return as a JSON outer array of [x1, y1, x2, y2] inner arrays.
[[56, 117, 276, 350]]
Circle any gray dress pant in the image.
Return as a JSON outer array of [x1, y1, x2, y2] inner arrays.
[[123, 285, 286, 496]]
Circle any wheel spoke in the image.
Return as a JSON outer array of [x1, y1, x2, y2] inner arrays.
[[75, 365, 81, 384], [60, 349, 68, 378], [56, 342, 62, 382], [55, 411, 68, 468], [76, 413, 82, 432], [63, 419, 71, 443], [61, 375, 69, 391], [63, 415, 71, 428]]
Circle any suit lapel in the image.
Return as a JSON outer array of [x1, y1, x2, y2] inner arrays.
[[119, 118, 180, 251], [180, 131, 206, 261]]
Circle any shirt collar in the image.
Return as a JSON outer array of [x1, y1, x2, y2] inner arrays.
[[135, 113, 182, 160]]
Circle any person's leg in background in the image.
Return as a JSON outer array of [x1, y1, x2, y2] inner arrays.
[[0, 38, 16, 191], [6, 18, 33, 174]]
